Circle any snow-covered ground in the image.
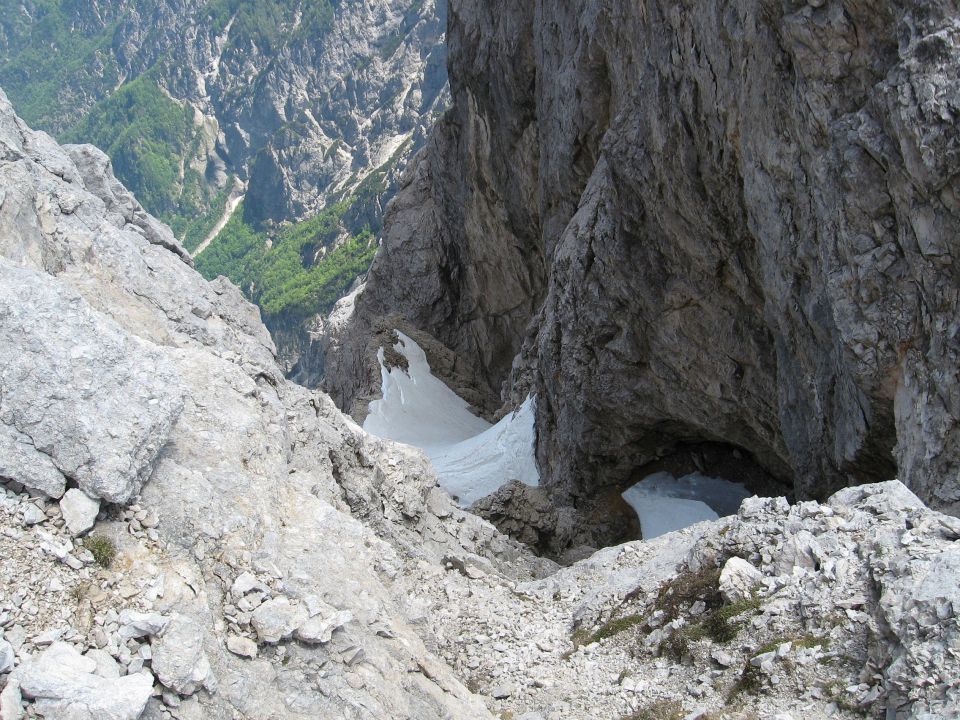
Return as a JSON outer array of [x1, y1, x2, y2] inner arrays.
[[622, 471, 753, 539], [363, 332, 539, 505], [363, 331, 750, 529]]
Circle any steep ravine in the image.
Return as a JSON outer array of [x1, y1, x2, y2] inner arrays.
[[324, 0, 960, 545]]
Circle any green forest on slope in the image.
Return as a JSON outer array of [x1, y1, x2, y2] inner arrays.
[[195, 199, 378, 323], [64, 76, 234, 248], [0, 0, 398, 327]]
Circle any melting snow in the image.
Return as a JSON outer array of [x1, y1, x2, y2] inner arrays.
[[363, 331, 539, 505], [622, 471, 753, 539]]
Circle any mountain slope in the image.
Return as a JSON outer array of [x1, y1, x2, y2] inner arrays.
[[1, 82, 959, 720], [0, 0, 448, 378], [0, 84, 526, 720], [0, 0, 447, 232]]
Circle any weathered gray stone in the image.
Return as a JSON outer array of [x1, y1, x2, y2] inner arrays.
[[230, 572, 269, 600], [64, 145, 192, 266], [84, 649, 121, 680], [0, 85, 537, 720], [150, 615, 213, 697], [719, 557, 764, 604], [0, 678, 23, 720], [225, 636, 257, 659], [251, 598, 308, 645], [0, 261, 184, 504], [294, 609, 353, 645], [0, 428, 66, 500], [59, 490, 100, 536], [19, 504, 46, 527], [117, 611, 169, 640], [0, 639, 14, 673], [11, 642, 153, 720]]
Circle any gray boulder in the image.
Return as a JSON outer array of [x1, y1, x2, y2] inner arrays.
[[251, 598, 309, 644], [0, 260, 184, 504], [0, 638, 14, 673], [11, 642, 153, 720], [225, 636, 257, 659], [294, 609, 353, 645], [117, 611, 169, 640], [718, 557, 764, 604], [0, 679, 22, 720], [150, 614, 214, 696], [59, 490, 100, 536]]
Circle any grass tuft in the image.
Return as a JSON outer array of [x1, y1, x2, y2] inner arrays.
[[728, 661, 764, 699], [84, 535, 117, 569], [622, 699, 685, 720]]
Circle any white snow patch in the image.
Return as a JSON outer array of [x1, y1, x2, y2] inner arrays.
[[363, 331, 539, 505], [622, 471, 753, 539], [431, 396, 539, 506]]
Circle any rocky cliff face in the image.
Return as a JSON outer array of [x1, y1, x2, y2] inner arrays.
[[0, 0, 451, 383], [326, 0, 960, 524]]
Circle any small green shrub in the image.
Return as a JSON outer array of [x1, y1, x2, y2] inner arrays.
[[592, 613, 647, 643], [84, 535, 117, 569], [659, 570, 763, 659], [728, 661, 764, 699], [622, 699, 685, 720], [655, 567, 723, 623], [755, 633, 829, 656], [567, 612, 647, 657]]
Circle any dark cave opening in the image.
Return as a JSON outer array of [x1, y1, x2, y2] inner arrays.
[[473, 440, 790, 564]]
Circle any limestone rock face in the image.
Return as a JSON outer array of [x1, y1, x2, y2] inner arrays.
[[0, 260, 184, 504], [326, 0, 960, 518], [0, 84, 537, 720]]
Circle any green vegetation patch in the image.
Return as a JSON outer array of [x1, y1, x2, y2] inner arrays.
[[66, 76, 205, 216], [755, 633, 830, 656], [0, 0, 127, 130], [195, 199, 377, 322], [622, 700, 685, 720], [665, 594, 763, 660], [728, 661, 764, 700], [655, 566, 723, 622], [173, 183, 235, 253], [84, 535, 117, 569]]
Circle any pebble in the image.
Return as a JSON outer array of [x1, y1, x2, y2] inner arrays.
[[226, 635, 258, 659], [21, 505, 46, 526]]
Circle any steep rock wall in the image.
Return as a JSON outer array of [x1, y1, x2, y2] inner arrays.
[[326, 0, 960, 517]]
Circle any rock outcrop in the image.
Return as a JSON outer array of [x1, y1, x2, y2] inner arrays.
[[396, 480, 960, 719], [0, 87, 545, 719], [325, 0, 960, 520]]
